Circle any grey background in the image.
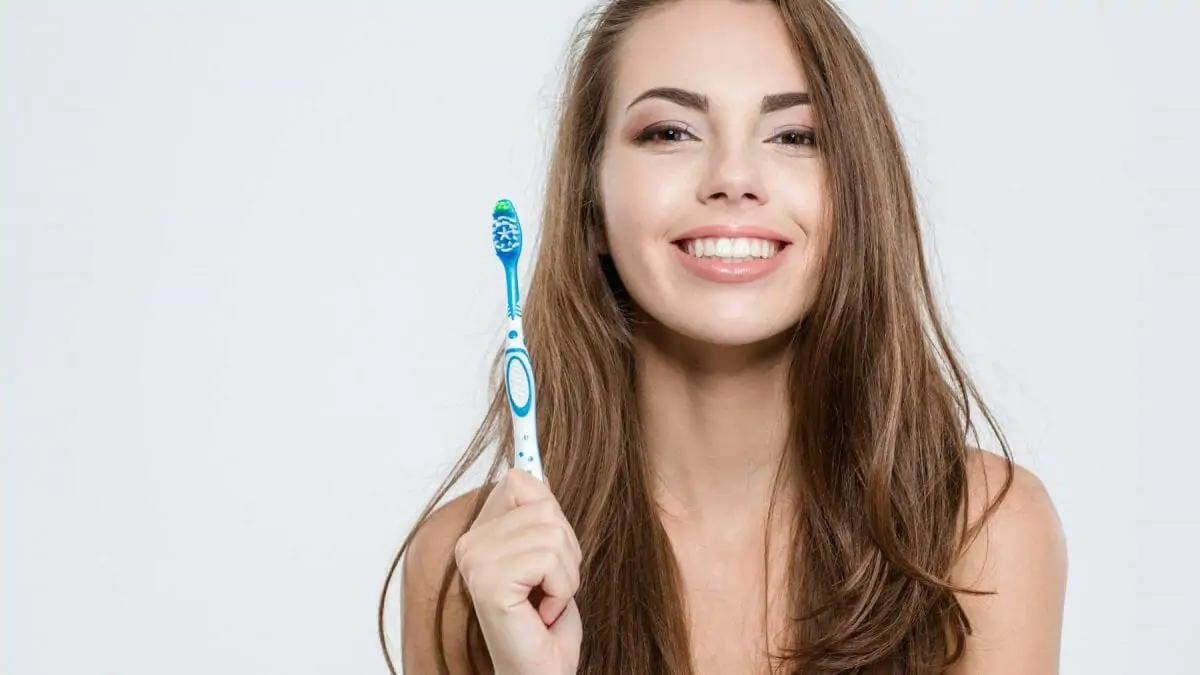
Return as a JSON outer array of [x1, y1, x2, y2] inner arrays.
[[2, 1, 1196, 673]]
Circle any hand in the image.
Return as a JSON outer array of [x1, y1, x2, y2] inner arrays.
[[454, 468, 583, 675]]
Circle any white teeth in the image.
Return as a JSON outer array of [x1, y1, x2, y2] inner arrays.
[[681, 236, 781, 261]]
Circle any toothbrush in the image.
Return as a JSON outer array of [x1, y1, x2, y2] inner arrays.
[[491, 199, 545, 483]]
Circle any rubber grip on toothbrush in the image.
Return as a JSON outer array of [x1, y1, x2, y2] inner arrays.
[[504, 346, 544, 482]]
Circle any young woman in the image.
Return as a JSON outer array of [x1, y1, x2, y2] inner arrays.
[[382, 0, 1067, 673]]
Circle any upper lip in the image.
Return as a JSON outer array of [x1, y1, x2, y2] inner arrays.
[[671, 225, 793, 245]]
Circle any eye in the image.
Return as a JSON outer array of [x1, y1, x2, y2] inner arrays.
[[635, 123, 698, 145], [770, 128, 818, 150]]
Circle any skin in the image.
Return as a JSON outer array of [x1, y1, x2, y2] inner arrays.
[[597, 2, 826, 670], [599, 0, 824, 522], [402, 1, 1068, 674]]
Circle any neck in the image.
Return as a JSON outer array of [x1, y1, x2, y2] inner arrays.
[[634, 323, 796, 532]]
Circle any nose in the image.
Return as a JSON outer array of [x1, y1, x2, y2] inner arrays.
[[697, 141, 768, 207]]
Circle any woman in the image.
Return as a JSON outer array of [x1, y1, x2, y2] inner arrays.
[[382, 0, 1067, 673]]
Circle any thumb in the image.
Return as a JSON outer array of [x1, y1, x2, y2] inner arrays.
[[534, 586, 570, 626], [548, 598, 581, 642]]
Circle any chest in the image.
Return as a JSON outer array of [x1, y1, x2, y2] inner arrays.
[[672, 531, 794, 675]]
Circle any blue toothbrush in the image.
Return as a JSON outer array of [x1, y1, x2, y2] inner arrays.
[[492, 199, 545, 483]]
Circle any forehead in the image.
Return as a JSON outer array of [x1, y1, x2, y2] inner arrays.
[[609, 0, 809, 104]]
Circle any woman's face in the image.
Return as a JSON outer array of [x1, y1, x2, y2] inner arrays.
[[599, 0, 829, 347]]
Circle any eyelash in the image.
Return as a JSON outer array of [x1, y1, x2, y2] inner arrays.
[[634, 124, 818, 149]]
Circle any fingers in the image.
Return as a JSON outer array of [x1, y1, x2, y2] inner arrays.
[[476, 498, 582, 559], [455, 524, 581, 619], [455, 507, 582, 589], [533, 550, 578, 626], [454, 469, 583, 627], [475, 467, 553, 526]]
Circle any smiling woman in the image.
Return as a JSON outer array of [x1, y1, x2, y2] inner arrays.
[[382, 1, 1067, 674], [627, 87, 810, 287]]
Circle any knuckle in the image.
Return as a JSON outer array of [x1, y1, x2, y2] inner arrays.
[[453, 534, 472, 569], [463, 569, 489, 598], [535, 523, 565, 549], [554, 524, 572, 548], [535, 498, 559, 519], [537, 549, 561, 571]]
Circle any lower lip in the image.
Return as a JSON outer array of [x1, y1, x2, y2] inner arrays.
[[672, 243, 789, 283]]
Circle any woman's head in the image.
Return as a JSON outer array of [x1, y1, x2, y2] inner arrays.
[[383, 1, 1013, 673], [538, 0, 933, 358], [598, 0, 828, 346]]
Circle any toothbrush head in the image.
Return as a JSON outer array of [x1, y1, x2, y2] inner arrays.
[[492, 199, 523, 264]]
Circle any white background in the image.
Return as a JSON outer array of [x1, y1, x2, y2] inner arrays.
[[3, 2, 1196, 673]]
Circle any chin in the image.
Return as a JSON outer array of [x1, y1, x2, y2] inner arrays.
[[649, 309, 801, 350]]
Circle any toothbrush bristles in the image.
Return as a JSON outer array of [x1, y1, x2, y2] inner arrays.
[[492, 199, 523, 254]]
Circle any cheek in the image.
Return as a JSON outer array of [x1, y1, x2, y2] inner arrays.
[[599, 149, 695, 246], [774, 169, 831, 306], [782, 168, 829, 253]]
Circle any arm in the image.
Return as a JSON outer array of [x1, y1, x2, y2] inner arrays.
[[948, 451, 1069, 675], [401, 491, 489, 675]]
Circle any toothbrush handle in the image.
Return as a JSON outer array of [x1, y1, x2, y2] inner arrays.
[[505, 264, 521, 320], [503, 320, 545, 483]]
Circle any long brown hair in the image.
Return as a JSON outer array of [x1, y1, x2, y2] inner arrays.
[[379, 0, 1014, 672]]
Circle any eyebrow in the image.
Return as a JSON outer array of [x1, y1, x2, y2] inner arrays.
[[624, 87, 810, 114]]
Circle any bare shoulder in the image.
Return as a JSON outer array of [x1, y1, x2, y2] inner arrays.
[[959, 449, 1066, 560], [401, 487, 487, 675], [948, 449, 1068, 674]]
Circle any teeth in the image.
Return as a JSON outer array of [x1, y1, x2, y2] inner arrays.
[[682, 237, 781, 261]]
